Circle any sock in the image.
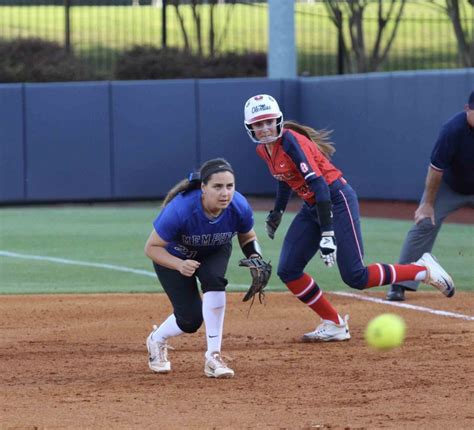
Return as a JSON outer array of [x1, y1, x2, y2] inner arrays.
[[202, 291, 226, 359], [286, 273, 341, 324], [151, 313, 184, 343], [365, 263, 427, 288]]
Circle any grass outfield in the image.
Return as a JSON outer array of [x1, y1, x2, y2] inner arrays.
[[0, 204, 472, 295]]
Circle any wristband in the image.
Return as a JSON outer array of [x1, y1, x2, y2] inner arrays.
[[316, 200, 334, 230], [242, 240, 262, 258]]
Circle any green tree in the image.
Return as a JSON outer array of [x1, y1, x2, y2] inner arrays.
[[169, 0, 236, 57], [426, 0, 473, 67], [323, 0, 407, 73]]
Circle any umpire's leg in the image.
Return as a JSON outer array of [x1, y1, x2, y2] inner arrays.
[[387, 180, 472, 300]]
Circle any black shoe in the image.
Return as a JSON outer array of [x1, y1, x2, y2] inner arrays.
[[386, 285, 405, 301]]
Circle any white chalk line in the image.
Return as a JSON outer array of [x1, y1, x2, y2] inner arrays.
[[332, 291, 474, 321], [2, 250, 473, 321], [0, 250, 156, 278]]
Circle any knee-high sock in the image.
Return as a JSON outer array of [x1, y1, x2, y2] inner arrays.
[[286, 273, 342, 324], [203, 291, 226, 359], [151, 313, 184, 343], [365, 264, 427, 288]]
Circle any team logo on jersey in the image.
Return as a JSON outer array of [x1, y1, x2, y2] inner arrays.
[[300, 162, 309, 173]]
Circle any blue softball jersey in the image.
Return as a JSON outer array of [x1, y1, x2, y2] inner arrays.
[[153, 189, 254, 260], [431, 112, 474, 195]]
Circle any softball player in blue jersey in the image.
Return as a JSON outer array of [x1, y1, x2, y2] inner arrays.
[[144, 158, 265, 379]]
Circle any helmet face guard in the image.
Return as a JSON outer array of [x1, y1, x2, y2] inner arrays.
[[244, 94, 283, 144]]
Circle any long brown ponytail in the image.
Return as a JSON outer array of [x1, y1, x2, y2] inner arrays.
[[162, 178, 196, 207], [283, 120, 335, 159]]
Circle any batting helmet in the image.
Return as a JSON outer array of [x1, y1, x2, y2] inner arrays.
[[244, 94, 283, 144]]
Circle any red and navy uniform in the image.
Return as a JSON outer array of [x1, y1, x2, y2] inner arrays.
[[257, 128, 426, 302], [256, 128, 341, 207]]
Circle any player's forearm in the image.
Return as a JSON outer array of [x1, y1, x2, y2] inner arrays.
[[238, 230, 262, 258], [423, 166, 443, 206], [274, 181, 292, 212], [145, 245, 184, 271]]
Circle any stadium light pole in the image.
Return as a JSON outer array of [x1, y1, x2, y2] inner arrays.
[[268, 0, 297, 79]]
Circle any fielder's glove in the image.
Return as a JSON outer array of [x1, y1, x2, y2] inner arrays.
[[239, 257, 272, 303], [319, 231, 337, 267], [265, 210, 283, 240]]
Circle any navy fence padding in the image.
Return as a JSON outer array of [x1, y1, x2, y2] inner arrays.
[[111, 80, 198, 199], [300, 69, 474, 200], [0, 69, 472, 204], [0, 84, 24, 201], [24, 82, 111, 200]]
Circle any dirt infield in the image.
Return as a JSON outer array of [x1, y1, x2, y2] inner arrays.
[[1, 292, 473, 429]]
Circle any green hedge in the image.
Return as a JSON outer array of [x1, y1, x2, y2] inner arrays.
[[114, 46, 267, 80], [0, 38, 101, 82], [0, 38, 266, 82]]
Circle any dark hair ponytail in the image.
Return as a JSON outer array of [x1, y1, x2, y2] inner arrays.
[[162, 158, 234, 207]]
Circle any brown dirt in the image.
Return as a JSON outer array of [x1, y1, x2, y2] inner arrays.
[[1, 292, 473, 429]]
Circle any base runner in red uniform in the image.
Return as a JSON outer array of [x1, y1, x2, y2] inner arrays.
[[243, 94, 455, 342]]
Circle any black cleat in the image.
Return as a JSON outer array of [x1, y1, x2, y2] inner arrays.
[[386, 284, 405, 301]]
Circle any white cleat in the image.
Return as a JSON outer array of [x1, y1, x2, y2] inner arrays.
[[146, 326, 173, 374], [416, 253, 455, 298], [204, 352, 235, 379], [301, 314, 351, 342]]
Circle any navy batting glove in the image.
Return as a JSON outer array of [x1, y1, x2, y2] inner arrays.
[[265, 210, 283, 240], [319, 231, 337, 267]]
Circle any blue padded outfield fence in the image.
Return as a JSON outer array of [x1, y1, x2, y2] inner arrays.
[[1, 68, 473, 204]]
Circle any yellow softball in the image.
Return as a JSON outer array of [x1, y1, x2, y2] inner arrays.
[[364, 313, 406, 351]]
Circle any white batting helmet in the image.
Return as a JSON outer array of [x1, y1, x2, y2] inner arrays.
[[244, 94, 283, 143]]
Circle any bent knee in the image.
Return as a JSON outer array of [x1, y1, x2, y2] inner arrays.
[[200, 275, 228, 293], [277, 266, 304, 284], [176, 315, 203, 333], [341, 268, 367, 290], [415, 218, 439, 233]]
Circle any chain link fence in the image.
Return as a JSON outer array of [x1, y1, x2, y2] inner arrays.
[[0, 0, 472, 77]]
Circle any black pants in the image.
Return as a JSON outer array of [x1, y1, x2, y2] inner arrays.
[[153, 243, 232, 333]]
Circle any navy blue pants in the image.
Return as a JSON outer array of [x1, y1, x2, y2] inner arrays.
[[153, 243, 231, 333], [277, 179, 369, 290]]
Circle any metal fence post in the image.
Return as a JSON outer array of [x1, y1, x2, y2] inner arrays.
[[64, 0, 72, 53], [336, 8, 344, 75], [162, 0, 167, 49]]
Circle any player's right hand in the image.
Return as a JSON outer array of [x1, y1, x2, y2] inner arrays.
[[265, 210, 283, 240], [319, 231, 337, 268], [415, 203, 435, 225], [179, 259, 200, 277]]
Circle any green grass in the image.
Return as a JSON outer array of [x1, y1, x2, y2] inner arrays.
[[0, 204, 472, 295], [0, 2, 471, 74]]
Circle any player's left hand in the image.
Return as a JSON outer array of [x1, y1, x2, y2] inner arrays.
[[319, 231, 337, 267], [239, 257, 272, 303]]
